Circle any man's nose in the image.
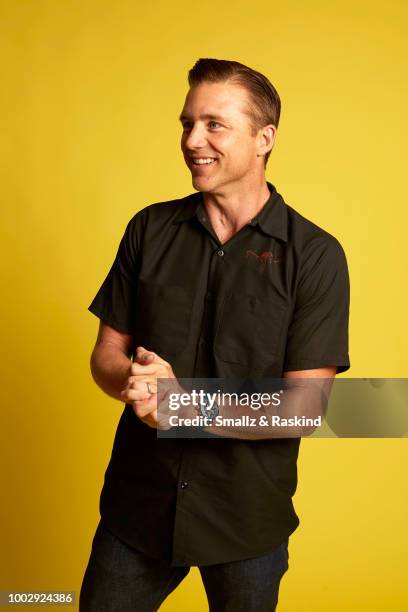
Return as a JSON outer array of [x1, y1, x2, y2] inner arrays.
[[184, 125, 207, 150]]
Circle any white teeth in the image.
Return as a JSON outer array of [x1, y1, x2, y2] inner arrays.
[[192, 158, 217, 165]]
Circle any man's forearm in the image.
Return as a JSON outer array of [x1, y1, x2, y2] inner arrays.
[[90, 343, 131, 402], [203, 379, 331, 439]]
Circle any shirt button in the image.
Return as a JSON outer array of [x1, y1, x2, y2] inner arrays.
[[180, 481, 189, 489], [217, 249, 225, 257]]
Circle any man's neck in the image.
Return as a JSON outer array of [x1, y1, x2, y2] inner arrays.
[[202, 177, 271, 244]]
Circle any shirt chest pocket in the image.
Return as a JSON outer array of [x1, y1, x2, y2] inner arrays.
[[214, 293, 287, 366], [135, 280, 192, 358]]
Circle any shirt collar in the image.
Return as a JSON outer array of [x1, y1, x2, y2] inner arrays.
[[173, 181, 288, 242], [251, 181, 288, 242], [173, 192, 202, 224]]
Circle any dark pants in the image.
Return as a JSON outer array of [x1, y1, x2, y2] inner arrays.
[[79, 520, 289, 612]]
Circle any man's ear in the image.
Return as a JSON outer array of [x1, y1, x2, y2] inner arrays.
[[257, 124, 276, 157]]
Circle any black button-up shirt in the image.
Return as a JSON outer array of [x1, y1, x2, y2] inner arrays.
[[88, 181, 350, 566]]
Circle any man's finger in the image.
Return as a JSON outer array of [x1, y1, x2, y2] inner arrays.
[[139, 413, 157, 428], [121, 388, 151, 402], [135, 346, 158, 363], [126, 378, 158, 393], [130, 363, 166, 376], [135, 346, 170, 367], [131, 394, 158, 417], [134, 403, 157, 419], [135, 347, 156, 364]]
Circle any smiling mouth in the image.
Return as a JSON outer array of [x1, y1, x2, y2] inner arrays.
[[191, 157, 218, 168]]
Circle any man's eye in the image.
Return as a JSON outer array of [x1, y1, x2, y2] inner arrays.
[[209, 121, 221, 129]]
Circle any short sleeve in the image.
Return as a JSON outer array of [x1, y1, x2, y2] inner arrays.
[[283, 235, 350, 374], [87, 213, 143, 335]]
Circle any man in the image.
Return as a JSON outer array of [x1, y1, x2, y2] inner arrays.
[[80, 58, 350, 611]]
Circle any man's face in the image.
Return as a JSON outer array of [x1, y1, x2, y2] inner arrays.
[[179, 81, 263, 193]]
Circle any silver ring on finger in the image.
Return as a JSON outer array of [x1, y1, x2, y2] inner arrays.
[[146, 382, 152, 394]]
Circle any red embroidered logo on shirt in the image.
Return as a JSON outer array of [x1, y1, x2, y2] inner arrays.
[[245, 250, 281, 272]]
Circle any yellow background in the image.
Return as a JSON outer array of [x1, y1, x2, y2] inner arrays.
[[1, 0, 407, 610]]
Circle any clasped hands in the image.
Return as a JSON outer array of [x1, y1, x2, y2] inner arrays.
[[120, 346, 192, 429]]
